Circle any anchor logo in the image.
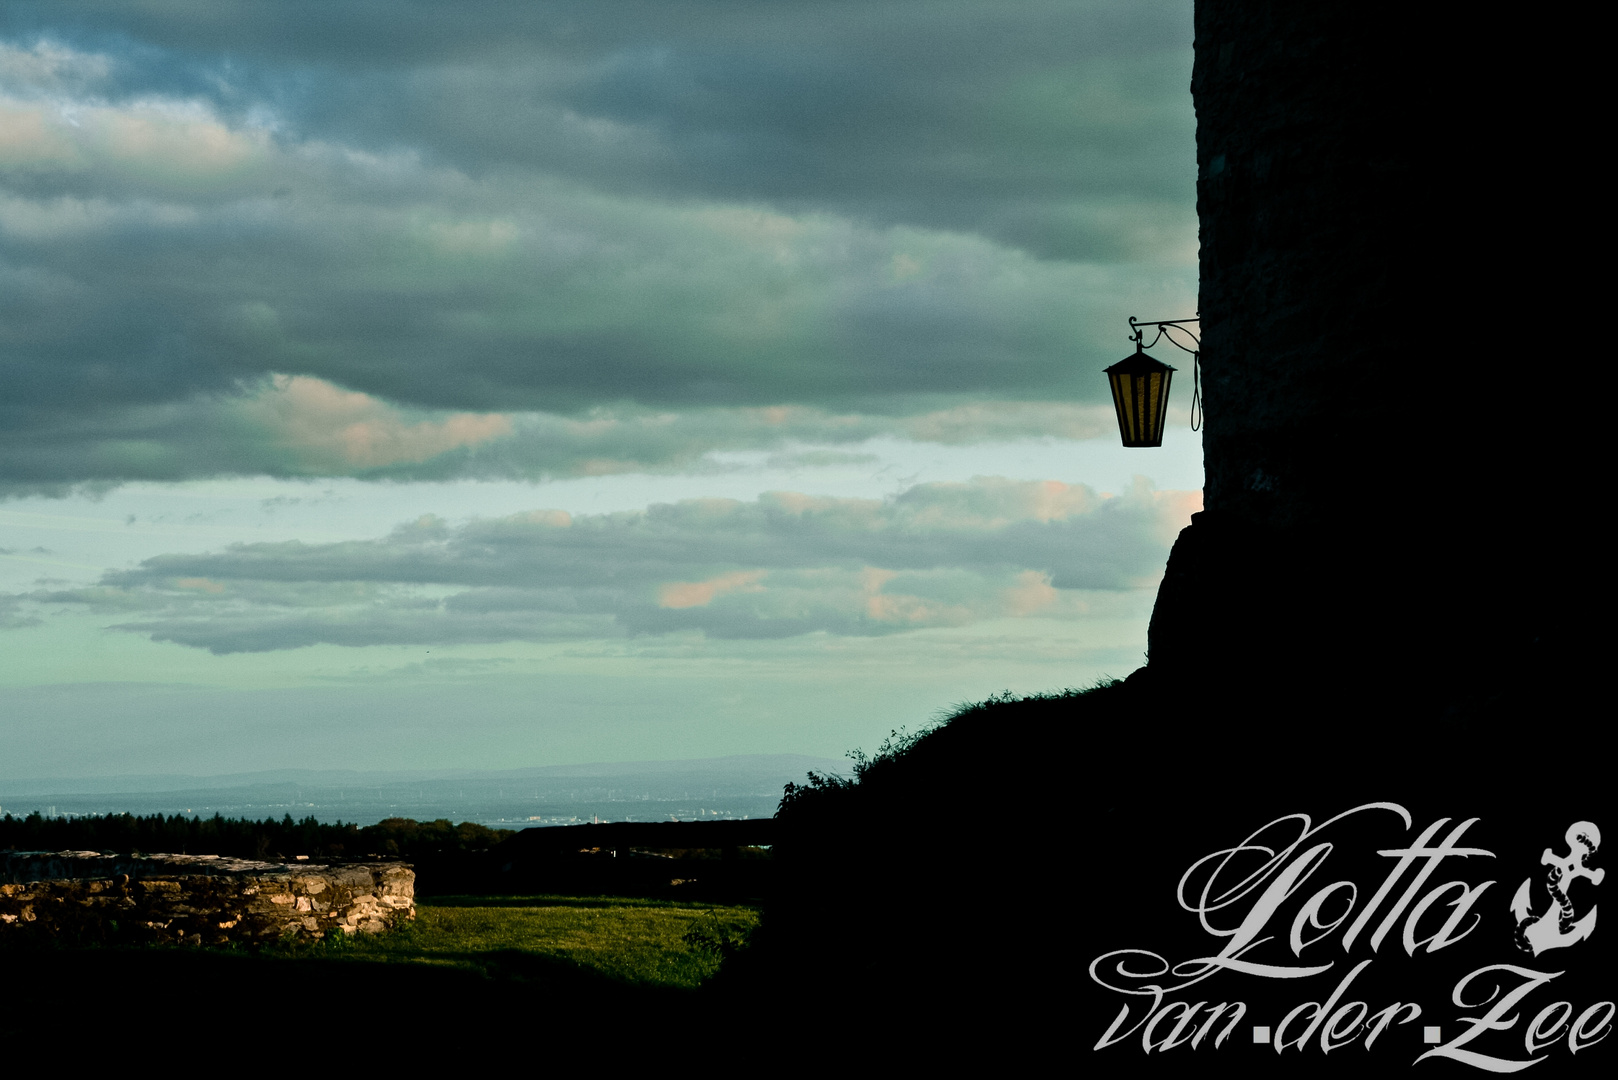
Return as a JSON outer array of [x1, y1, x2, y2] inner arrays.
[[1512, 821, 1603, 956]]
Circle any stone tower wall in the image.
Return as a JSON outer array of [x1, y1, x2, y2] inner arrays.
[[1145, 3, 1591, 707]]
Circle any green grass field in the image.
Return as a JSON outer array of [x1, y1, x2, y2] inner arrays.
[[300, 894, 760, 990], [0, 895, 761, 1044]]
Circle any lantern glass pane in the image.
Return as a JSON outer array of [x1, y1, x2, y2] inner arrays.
[[1108, 372, 1134, 443], [1151, 371, 1171, 442]]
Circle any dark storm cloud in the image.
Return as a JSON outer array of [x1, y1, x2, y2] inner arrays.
[[2, 2, 1191, 217], [0, 3, 1195, 487], [10, 478, 1200, 651]]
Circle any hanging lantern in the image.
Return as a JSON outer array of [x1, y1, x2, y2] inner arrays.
[[1106, 345, 1176, 447]]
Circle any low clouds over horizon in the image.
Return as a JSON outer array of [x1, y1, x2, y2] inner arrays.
[[0, 3, 1195, 494], [1, 3, 1200, 776], [12, 477, 1199, 653]]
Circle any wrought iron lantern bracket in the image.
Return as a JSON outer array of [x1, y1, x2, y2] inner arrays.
[[1127, 315, 1202, 432]]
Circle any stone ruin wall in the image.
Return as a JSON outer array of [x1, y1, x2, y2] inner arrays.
[[0, 851, 414, 945]]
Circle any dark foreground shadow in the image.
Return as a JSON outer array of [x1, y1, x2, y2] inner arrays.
[[0, 944, 698, 1052]]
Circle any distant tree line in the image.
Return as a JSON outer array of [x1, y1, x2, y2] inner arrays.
[[0, 811, 513, 861]]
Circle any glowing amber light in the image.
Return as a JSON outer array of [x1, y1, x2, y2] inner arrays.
[[1105, 348, 1176, 447]]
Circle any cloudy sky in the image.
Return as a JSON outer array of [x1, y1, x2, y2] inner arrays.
[[1, 1, 1200, 779]]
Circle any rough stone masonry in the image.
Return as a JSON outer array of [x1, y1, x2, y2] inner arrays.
[[0, 851, 414, 945]]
